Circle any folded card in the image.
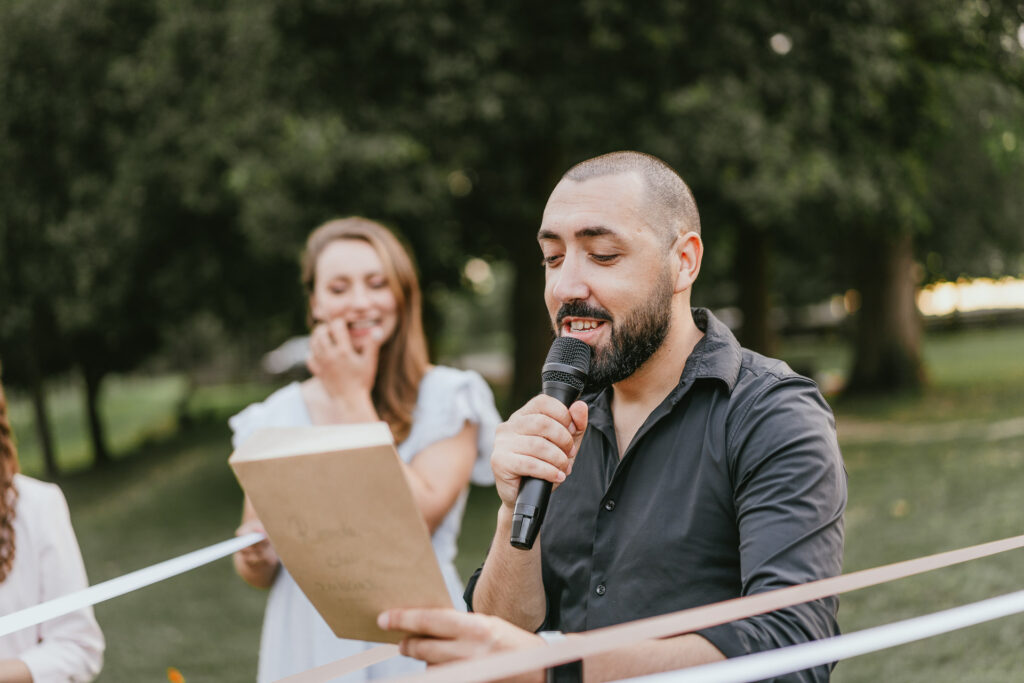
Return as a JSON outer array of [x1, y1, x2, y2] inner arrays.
[[229, 422, 452, 643]]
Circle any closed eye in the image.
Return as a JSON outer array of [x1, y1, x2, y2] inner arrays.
[[591, 254, 620, 263], [541, 254, 564, 267]]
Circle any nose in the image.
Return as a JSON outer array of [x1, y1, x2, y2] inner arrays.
[[347, 283, 372, 310], [549, 252, 590, 304]]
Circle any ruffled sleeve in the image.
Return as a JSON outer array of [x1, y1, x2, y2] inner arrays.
[[227, 383, 307, 450], [228, 400, 272, 450], [406, 367, 502, 486]]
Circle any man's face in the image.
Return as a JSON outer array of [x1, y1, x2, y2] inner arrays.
[[538, 173, 676, 390]]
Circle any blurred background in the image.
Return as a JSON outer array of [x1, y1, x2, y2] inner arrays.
[[1, 1, 1023, 681]]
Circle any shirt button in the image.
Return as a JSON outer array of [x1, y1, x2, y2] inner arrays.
[[595, 584, 606, 596], [604, 499, 616, 511]]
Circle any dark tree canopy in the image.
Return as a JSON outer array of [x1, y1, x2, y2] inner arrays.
[[1, 0, 1022, 468]]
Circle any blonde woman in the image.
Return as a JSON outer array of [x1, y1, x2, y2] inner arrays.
[[0, 369, 104, 683], [231, 217, 500, 681]]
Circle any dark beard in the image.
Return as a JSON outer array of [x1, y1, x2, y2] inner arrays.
[[554, 270, 674, 393]]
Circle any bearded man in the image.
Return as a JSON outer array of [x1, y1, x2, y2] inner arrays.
[[379, 151, 847, 683]]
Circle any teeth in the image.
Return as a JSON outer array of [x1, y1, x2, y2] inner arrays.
[[348, 320, 377, 330], [569, 320, 601, 331]]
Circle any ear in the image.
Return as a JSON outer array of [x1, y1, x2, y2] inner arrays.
[[672, 231, 703, 294]]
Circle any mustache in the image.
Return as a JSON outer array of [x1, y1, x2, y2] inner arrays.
[[556, 301, 613, 328]]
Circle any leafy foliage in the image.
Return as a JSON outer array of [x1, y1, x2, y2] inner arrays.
[[2, 0, 1023, 460]]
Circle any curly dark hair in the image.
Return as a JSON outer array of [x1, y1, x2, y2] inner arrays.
[[0, 371, 19, 583]]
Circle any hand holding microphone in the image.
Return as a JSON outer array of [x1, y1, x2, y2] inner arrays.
[[501, 337, 591, 550]]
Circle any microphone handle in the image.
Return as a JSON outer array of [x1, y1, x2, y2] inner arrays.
[[510, 478, 552, 550], [510, 380, 581, 550]]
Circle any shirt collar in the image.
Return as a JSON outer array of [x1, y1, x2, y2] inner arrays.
[[679, 307, 743, 393], [585, 308, 743, 427]]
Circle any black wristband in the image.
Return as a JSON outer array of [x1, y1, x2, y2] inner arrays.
[[538, 631, 583, 683], [549, 659, 583, 683]]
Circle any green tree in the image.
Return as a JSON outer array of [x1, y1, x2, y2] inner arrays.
[[809, 1, 1023, 393], [657, 1, 1024, 392], [0, 0, 290, 466], [241, 0, 1024, 400], [0, 0, 158, 469], [5, 0, 1022, 463]]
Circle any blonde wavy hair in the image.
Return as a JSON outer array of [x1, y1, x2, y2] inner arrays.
[[301, 217, 429, 443], [0, 367, 20, 583]]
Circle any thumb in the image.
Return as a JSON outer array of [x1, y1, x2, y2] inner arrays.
[[568, 400, 589, 457]]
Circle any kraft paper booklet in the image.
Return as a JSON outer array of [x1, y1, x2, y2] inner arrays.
[[228, 422, 453, 643]]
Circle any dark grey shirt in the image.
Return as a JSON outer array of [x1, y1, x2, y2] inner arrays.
[[467, 308, 847, 682]]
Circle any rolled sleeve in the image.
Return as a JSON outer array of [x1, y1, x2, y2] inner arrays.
[[697, 376, 846, 681]]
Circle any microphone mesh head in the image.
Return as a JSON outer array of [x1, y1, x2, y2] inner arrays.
[[542, 336, 591, 391], [543, 369, 586, 387]]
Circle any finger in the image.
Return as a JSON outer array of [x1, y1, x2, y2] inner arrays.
[[378, 608, 480, 639], [327, 318, 355, 354], [568, 400, 589, 432], [309, 325, 331, 360], [310, 323, 329, 343], [399, 636, 479, 665], [241, 550, 268, 566], [506, 434, 571, 471], [515, 394, 575, 428], [236, 519, 266, 535], [497, 450, 567, 484], [508, 413, 575, 455], [568, 400, 589, 457]]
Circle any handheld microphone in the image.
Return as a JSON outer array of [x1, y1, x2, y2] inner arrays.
[[510, 336, 591, 550]]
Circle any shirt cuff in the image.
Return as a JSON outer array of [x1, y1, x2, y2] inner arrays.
[[463, 565, 483, 611], [695, 622, 750, 659]]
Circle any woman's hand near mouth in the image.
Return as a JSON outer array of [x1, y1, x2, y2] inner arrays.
[[307, 317, 385, 421]]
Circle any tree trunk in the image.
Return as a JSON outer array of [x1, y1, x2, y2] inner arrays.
[[499, 146, 566, 413], [26, 350, 59, 478], [734, 223, 775, 356], [845, 231, 924, 394], [509, 248, 552, 411], [82, 365, 111, 466]]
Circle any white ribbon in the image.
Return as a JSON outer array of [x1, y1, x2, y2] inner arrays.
[[617, 588, 1024, 683], [0, 532, 263, 637]]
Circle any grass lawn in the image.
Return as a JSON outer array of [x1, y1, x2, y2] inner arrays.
[[7, 375, 189, 475], [832, 422, 1024, 682], [7, 323, 1024, 682]]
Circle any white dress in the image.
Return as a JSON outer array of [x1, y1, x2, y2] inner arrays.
[[229, 366, 500, 682], [0, 475, 105, 682]]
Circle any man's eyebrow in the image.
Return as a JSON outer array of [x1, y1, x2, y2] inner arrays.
[[577, 226, 617, 239], [537, 226, 619, 241]]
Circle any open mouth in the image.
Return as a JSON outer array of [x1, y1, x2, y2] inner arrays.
[[347, 319, 382, 335], [561, 318, 609, 339]]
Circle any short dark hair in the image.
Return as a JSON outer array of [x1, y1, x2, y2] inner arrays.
[[563, 151, 701, 243]]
